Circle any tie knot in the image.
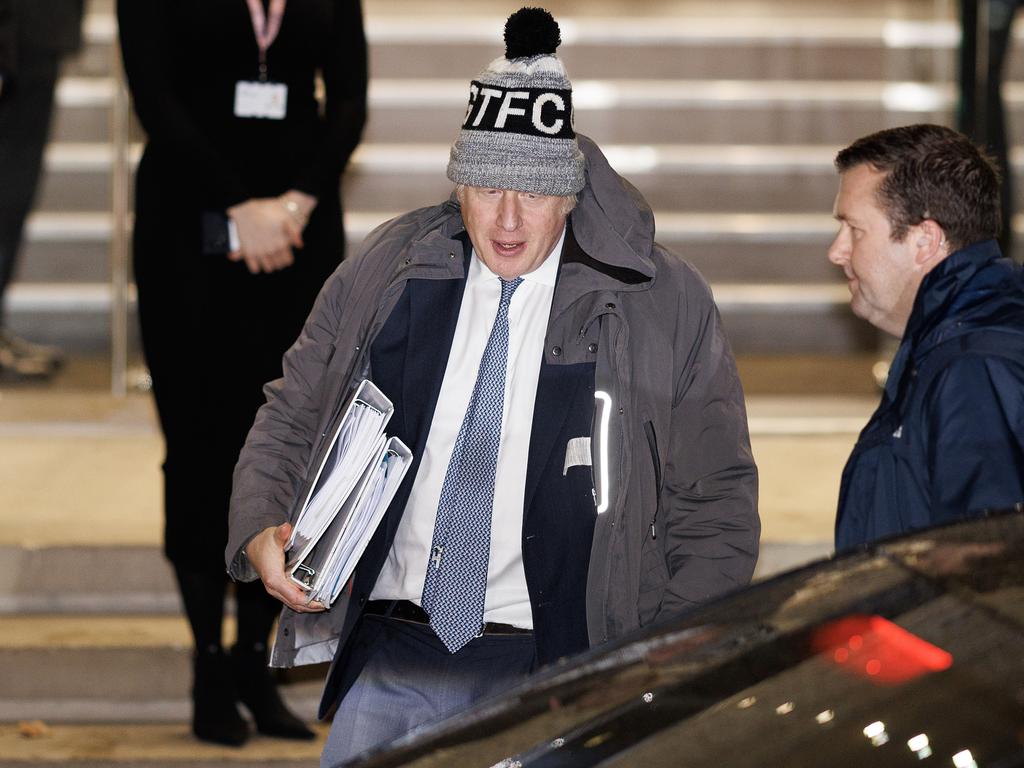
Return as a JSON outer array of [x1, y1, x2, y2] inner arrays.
[[499, 277, 523, 305]]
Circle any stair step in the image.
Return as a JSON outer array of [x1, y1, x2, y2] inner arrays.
[[363, 78, 955, 144], [0, 545, 175, 615], [363, 19, 947, 81], [25, 211, 114, 241], [39, 141, 845, 214], [4, 283, 130, 311], [0, 615, 324, 721], [72, 10, 967, 81], [4, 278, 847, 314], [0, 723, 325, 766], [56, 72, 1024, 147], [69, 9, 1024, 85], [343, 143, 843, 213], [49, 76, 965, 145], [0, 615, 201, 706], [2, 284, 868, 355], [19, 214, 844, 286], [19, 207, 843, 286], [1, 615, 193, 650], [18, 207, 837, 243], [55, 75, 959, 109]]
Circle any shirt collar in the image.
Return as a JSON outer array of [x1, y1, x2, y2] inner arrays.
[[469, 225, 565, 289]]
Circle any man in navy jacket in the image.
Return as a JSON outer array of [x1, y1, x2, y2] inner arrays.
[[828, 124, 1024, 552]]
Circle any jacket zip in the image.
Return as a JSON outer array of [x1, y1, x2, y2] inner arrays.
[[643, 420, 661, 540]]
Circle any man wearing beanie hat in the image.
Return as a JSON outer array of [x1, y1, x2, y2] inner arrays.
[[227, 8, 759, 764]]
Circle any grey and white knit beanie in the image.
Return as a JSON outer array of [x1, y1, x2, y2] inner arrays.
[[446, 7, 585, 197]]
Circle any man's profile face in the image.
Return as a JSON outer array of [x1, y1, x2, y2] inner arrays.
[[459, 186, 569, 280], [827, 164, 925, 337]]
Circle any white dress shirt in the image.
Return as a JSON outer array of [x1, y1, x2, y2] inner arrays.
[[369, 228, 564, 628]]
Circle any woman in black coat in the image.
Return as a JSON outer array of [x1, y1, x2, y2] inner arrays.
[[117, 0, 367, 746]]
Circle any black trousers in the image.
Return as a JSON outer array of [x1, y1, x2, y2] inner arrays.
[[0, 49, 61, 320]]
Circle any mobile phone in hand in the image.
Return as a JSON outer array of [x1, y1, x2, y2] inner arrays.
[[200, 211, 240, 255]]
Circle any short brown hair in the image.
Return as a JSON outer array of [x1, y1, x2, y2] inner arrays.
[[835, 124, 1001, 250]]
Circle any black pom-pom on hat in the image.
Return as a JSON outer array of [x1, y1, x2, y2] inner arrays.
[[504, 7, 561, 59]]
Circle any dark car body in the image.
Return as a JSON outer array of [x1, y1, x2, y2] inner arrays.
[[345, 510, 1024, 768]]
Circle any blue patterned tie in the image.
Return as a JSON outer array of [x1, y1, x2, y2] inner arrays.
[[421, 276, 523, 653]]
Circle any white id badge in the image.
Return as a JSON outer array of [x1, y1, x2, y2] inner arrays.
[[234, 80, 288, 119]]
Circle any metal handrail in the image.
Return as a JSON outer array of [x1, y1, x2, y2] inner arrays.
[[109, 38, 131, 397]]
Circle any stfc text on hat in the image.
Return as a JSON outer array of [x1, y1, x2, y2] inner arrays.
[[447, 7, 585, 197]]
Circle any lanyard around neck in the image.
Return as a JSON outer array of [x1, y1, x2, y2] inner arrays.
[[245, 0, 286, 80]]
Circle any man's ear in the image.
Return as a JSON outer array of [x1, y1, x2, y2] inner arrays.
[[913, 219, 949, 268]]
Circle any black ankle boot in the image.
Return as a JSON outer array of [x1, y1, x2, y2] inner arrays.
[[231, 644, 315, 740], [193, 646, 249, 746]]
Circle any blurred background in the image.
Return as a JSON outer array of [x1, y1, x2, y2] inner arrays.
[[0, 0, 1015, 762]]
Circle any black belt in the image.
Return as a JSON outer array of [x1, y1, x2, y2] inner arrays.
[[363, 600, 532, 636]]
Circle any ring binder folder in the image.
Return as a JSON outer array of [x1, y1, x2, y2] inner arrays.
[[283, 380, 413, 606]]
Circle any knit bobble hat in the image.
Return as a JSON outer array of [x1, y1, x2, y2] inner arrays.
[[447, 7, 585, 197]]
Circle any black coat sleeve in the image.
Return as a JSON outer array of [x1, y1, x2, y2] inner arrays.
[[291, 0, 368, 198], [0, 0, 15, 84]]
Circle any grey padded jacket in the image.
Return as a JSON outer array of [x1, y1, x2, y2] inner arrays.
[[226, 135, 760, 668]]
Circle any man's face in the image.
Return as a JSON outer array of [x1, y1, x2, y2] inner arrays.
[[828, 164, 925, 338], [459, 186, 570, 280]]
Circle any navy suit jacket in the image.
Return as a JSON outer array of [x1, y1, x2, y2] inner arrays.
[[320, 228, 597, 715]]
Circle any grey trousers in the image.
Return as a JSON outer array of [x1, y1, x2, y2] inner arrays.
[[321, 614, 537, 768]]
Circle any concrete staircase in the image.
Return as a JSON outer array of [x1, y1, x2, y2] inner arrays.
[[16, 0, 1002, 358], [0, 541, 329, 765], [0, 384, 329, 764]]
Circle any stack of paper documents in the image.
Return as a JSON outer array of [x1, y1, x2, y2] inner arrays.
[[285, 380, 412, 606]]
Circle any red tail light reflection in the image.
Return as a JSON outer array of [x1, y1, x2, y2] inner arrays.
[[811, 615, 953, 685]]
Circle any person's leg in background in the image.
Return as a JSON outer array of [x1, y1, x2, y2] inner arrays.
[[959, 0, 979, 138], [233, 579, 316, 740], [135, 215, 313, 746], [958, 0, 1023, 258], [171, 563, 315, 745], [0, 42, 63, 378], [172, 565, 249, 746]]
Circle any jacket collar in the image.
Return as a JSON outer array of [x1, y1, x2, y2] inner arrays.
[[883, 238, 1006, 403], [400, 201, 469, 279], [903, 238, 1004, 349]]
